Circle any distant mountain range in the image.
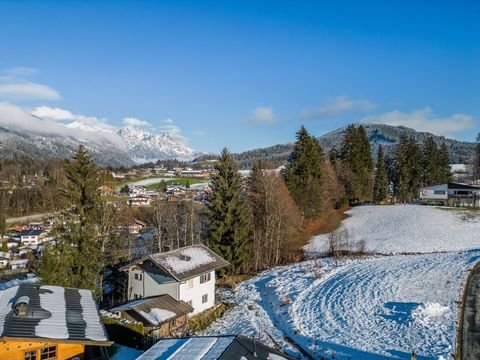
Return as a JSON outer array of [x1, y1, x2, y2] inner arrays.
[[224, 124, 475, 169], [0, 113, 199, 167], [0, 117, 474, 169]]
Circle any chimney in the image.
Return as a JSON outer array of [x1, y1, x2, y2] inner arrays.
[[14, 296, 30, 316]]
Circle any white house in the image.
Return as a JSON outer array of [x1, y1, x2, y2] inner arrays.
[[0, 251, 10, 269], [127, 195, 151, 207], [420, 182, 480, 207], [9, 259, 29, 270], [19, 229, 43, 246], [121, 244, 229, 315]]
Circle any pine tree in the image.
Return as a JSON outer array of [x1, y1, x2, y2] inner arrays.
[[373, 145, 388, 203], [422, 137, 440, 186], [395, 135, 423, 201], [37, 145, 103, 291], [438, 143, 452, 184], [474, 133, 480, 183], [207, 148, 251, 274], [340, 125, 374, 202], [0, 209, 6, 236], [284, 126, 324, 219]]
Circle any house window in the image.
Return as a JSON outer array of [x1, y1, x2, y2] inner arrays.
[[200, 273, 211, 284], [202, 294, 208, 303], [134, 293, 142, 300], [434, 190, 446, 195], [24, 350, 36, 360], [134, 273, 142, 281], [40, 346, 56, 359]]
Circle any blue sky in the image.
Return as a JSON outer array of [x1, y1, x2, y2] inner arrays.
[[0, 0, 478, 153]]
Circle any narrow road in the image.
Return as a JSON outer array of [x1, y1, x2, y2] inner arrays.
[[460, 265, 480, 359]]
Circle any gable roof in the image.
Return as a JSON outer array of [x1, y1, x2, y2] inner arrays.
[[0, 284, 111, 345], [123, 244, 229, 281], [111, 294, 193, 327], [136, 335, 294, 359]]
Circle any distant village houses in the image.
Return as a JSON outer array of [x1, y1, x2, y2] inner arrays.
[[420, 182, 480, 207]]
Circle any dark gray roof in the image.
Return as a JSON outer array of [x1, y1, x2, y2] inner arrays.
[[111, 294, 193, 327], [137, 335, 295, 359], [448, 183, 480, 190], [19, 229, 42, 237], [123, 244, 230, 281], [0, 284, 111, 345]]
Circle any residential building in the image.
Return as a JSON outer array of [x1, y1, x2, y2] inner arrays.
[[9, 259, 29, 270], [0, 284, 112, 360], [127, 195, 151, 207], [137, 335, 295, 360], [122, 244, 229, 315], [0, 251, 10, 269], [110, 294, 193, 339], [419, 182, 480, 207], [19, 229, 43, 246]]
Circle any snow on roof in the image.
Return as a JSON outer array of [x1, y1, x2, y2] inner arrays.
[[0, 284, 109, 344], [0, 251, 10, 259], [36, 285, 69, 339], [139, 309, 176, 326], [145, 245, 229, 281], [161, 247, 215, 275], [9, 259, 29, 265], [0, 286, 19, 336], [79, 289, 108, 341], [137, 337, 234, 360]]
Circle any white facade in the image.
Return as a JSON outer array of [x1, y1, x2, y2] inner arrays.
[[20, 234, 41, 246], [178, 271, 215, 315], [9, 259, 28, 270], [127, 265, 216, 315]]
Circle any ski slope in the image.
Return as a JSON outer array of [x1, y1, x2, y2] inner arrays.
[[204, 205, 480, 359], [306, 205, 480, 254]]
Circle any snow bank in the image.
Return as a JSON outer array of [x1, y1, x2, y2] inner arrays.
[[306, 205, 480, 254]]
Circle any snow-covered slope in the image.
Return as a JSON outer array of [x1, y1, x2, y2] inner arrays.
[[305, 205, 480, 254], [205, 252, 476, 359], [204, 205, 480, 359], [117, 127, 196, 163]]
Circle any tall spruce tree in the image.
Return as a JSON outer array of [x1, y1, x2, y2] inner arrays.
[[373, 145, 388, 203], [284, 126, 324, 219], [438, 143, 452, 184], [207, 148, 251, 274], [340, 125, 374, 202], [395, 135, 423, 201], [422, 137, 440, 186], [37, 145, 103, 291], [474, 133, 480, 183]]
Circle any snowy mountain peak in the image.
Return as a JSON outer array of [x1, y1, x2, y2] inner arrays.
[[117, 126, 196, 163]]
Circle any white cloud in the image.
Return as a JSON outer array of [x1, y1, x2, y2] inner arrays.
[[32, 106, 75, 121], [123, 117, 150, 127], [301, 96, 377, 119], [163, 118, 174, 124], [361, 107, 474, 138], [4, 67, 39, 76], [158, 125, 189, 142], [247, 106, 277, 124], [0, 82, 60, 101]]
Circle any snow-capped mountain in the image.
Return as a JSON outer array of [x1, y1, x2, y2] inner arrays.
[[0, 103, 200, 166], [117, 127, 197, 163]]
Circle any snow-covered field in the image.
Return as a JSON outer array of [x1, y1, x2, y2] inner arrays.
[[204, 205, 480, 359], [306, 205, 480, 254]]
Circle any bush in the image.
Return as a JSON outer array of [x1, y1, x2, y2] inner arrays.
[[188, 303, 234, 333]]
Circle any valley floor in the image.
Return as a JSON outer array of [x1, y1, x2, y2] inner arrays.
[[203, 205, 480, 359]]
